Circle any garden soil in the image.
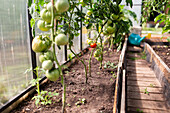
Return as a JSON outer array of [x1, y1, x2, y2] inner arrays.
[[152, 45, 170, 67], [11, 47, 121, 113]]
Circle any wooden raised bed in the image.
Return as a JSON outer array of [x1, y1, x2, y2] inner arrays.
[[144, 43, 170, 107]]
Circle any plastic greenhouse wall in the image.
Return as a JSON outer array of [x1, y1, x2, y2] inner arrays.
[[121, 0, 142, 27], [0, 0, 32, 106]]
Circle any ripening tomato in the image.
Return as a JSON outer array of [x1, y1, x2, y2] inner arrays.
[[55, 33, 68, 46], [90, 43, 97, 48], [46, 69, 60, 81], [42, 60, 53, 70], [40, 9, 52, 23], [55, 0, 69, 13], [32, 35, 51, 53], [39, 50, 54, 63], [37, 20, 50, 31]]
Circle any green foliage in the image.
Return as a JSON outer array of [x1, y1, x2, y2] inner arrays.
[[104, 61, 117, 69], [32, 90, 59, 106], [142, 0, 170, 34], [144, 88, 149, 95], [136, 108, 143, 113], [126, 0, 133, 8], [26, 0, 136, 111]]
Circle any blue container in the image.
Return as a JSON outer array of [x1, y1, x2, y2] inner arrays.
[[128, 33, 146, 46]]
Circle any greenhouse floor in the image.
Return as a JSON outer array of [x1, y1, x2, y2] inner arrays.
[[126, 46, 169, 113]]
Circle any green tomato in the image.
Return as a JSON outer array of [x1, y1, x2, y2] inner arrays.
[[44, 50, 54, 61], [94, 49, 101, 57], [39, 50, 54, 63], [55, 0, 69, 13], [32, 35, 51, 53], [55, 33, 68, 46], [111, 14, 119, 20], [107, 19, 112, 25], [40, 9, 52, 23], [47, 2, 54, 11], [86, 39, 93, 45], [105, 26, 116, 34], [37, 20, 50, 31], [39, 54, 46, 63], [96, 57, 102, 61], [87, 10, 92, 16], [42, 60, 53, 70], [46, 69, 60, 81]]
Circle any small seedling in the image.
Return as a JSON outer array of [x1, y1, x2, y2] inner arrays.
[[136, 108, 143, 113], [75, 98, 86, 106], [112, 73, 117, 79], [144, 88, 149, 95], [104, 61, 117, 69], [64, 71, 69, 76], [26, 66, 59, 107], [67, 103, 71, 107], [149, 84, 154, 87]]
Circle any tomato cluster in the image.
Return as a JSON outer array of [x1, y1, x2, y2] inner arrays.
[[32, 0, 70, 82]]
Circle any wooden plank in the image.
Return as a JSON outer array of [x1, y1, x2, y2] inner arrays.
[[127, 73, 155, 77], [127, 107, 170, 113], [127, 67, 152, 71], [113, 38, 128, 113], [127, 91, 165, 101], [145, 43, 170, 82], [127, 99, 168, 110], [127, 86, 163, 93], [127, 80, 161, 87], [127, 76, 157, 82], [128, 70, 155, 75], [121, 70, 126, 113]]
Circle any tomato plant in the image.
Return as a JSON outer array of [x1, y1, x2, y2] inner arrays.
[[27, 0, 135, 112]]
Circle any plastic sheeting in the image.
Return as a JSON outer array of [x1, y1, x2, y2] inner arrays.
[[0, 0, 32, 106]]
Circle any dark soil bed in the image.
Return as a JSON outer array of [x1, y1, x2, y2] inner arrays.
[[152, 45, 170, 67], [11, 48, 120, 113]]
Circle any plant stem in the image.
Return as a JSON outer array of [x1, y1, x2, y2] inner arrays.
[[69, 47, 88, 83], [99, 35, 103, 68], [110, 37, 113, 50], [51, 0, 66, 112], [89, 48, 95, 77], [36, 70, 40, 96]]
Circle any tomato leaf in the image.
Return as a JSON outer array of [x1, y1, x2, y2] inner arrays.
[[27, 0, 32, 7], [126, 0, 133, 8], [39, 0, 44, 6], [30, 18, 35, 28]]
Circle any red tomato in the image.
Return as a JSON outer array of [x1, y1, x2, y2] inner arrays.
[[90, 43, 97, 48]]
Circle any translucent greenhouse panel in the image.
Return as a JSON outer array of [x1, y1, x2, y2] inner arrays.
[[121, 0, 142, 27], [72, 36, 80, 54], [0, 0, 32, 106], [56, 46, 65, 66], [82, 26, 89, 49]]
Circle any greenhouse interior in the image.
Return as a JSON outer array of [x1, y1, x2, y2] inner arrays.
[[0, 0, 169, 113]]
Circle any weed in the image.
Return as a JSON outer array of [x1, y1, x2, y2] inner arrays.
[[75, 98, 86, 106], [136, 108, 143, 113]]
